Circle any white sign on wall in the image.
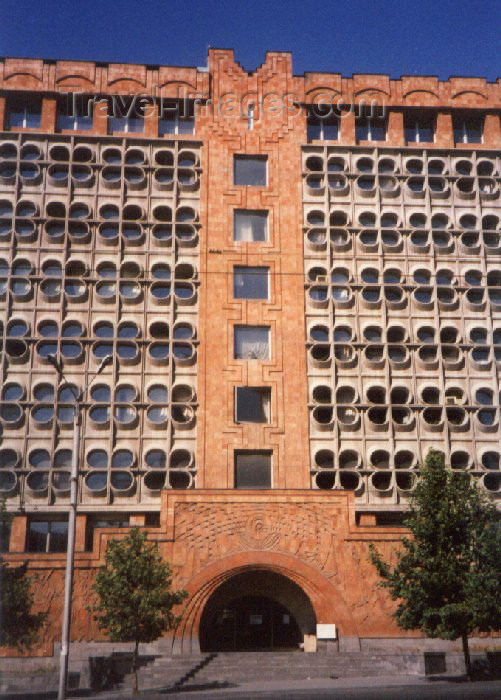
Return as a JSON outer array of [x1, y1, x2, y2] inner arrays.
[[316, 624, 337, 639]]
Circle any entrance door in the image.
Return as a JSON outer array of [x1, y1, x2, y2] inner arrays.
[[204, 595, 301, 651]]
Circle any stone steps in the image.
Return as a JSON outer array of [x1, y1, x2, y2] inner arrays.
[[133, 651, 423, 689]]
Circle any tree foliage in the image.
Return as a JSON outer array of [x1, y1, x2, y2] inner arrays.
[[369, 449, 501, 676], [0, 498, 11, 553], [88, 528, 187, 692], [0, 562, 47, 649], [0, 499, 46, 650], [0, 500, 47, 651]]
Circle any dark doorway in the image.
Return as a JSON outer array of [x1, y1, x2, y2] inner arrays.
[[201, 595, 302, 651], [199, 570, 316, 652]]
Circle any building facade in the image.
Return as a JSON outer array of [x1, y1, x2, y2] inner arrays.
[[0, 49, 500, 655]]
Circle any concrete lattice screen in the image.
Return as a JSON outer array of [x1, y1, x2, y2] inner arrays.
[[303, 146, 501, 507], [0, 135, 201, 507]]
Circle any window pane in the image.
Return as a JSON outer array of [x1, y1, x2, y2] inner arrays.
[[235, 387, 271, 423], [233, 267, 269, 299], [177, 118, 195, 134], [8, 97, 42, 128], [323, 122, 339, 140], [307, 123, 322, 141], [111, 450, 133, 468], [307, 113, 339, 141], [127, 118, 144, 133], [159, 100, 195, 135], [453, 113, 484, 144], [3, 384, 23, 400], [159, 117, 195, 135], [159, 117, 176, 134], [0, 404, 22, 422], [109, 116, 144, 133], [466, 126, 482, 143], [27, 521, 49, 552], [404, 110, 435, 143], [234, 326, 270, 360], [355, 123, 369, 141], [418, 126, 434, 142], [234, 156, 267, 186], [404, 126, 417, 142], [114, 405, 136, 423], [235, 452, 272, 489], [85, 518, 129, 550], [109, 117, 127, 132], [32, 405, 54, 422], [356, 116, 386, 142], [49, 521, 68, 552], [58, 114, 93, 131], [146, 449, 167, 468], [234, 210, 268, 242], [370, 123, 386, 141], [87, 449, 108, 468], [29, 449, 51, 469]]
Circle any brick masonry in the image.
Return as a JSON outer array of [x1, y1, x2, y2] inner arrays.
[[0, 49, 499, 656]]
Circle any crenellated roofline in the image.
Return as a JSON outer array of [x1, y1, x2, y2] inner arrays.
[[0, 50, 499, 108]]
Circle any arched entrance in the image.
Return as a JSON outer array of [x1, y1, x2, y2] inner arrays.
[[199, 570, 316, 651]]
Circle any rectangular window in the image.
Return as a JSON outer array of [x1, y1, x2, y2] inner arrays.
[[355, 114, 386, 143], [453, 112, 483, 144], [234, 210, 268, 242], [85, 517, 130, 551], [159, 100, 195, 135], [27, 520, 68, 553], [404, 109, 435, 143], [234, 155, 267, 186], [109, 116, 144, 134], [145, 512, 161, 527], [107, 96, 145, 134], [235, 387, 271, 423], [234, 325, 270, 360], [235, 451, 272, 489], [7, 95, 42, 129], [307, 111, 339, 141], [233, 266, 269, 299], [57, 95, 93, 131]]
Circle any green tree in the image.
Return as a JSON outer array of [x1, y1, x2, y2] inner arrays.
[[88, 528, 187, 693], [0, 498, 11, 552], [369, 449, 501, 679], [0, 500, 47, 650]]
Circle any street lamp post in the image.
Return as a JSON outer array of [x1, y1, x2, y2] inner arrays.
[[47, 354, 113, 700]]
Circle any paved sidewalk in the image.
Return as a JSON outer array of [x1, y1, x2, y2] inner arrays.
[[89, 673, 472, 698], [4, 672, 501, 700]]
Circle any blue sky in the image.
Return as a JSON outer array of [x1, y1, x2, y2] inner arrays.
[[1, 0, 499, 80]]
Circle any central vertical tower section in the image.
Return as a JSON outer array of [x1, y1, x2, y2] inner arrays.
[[197, 50, 310, 489]]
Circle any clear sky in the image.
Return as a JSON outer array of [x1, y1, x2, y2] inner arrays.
[[1, 0, 499, 80]]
